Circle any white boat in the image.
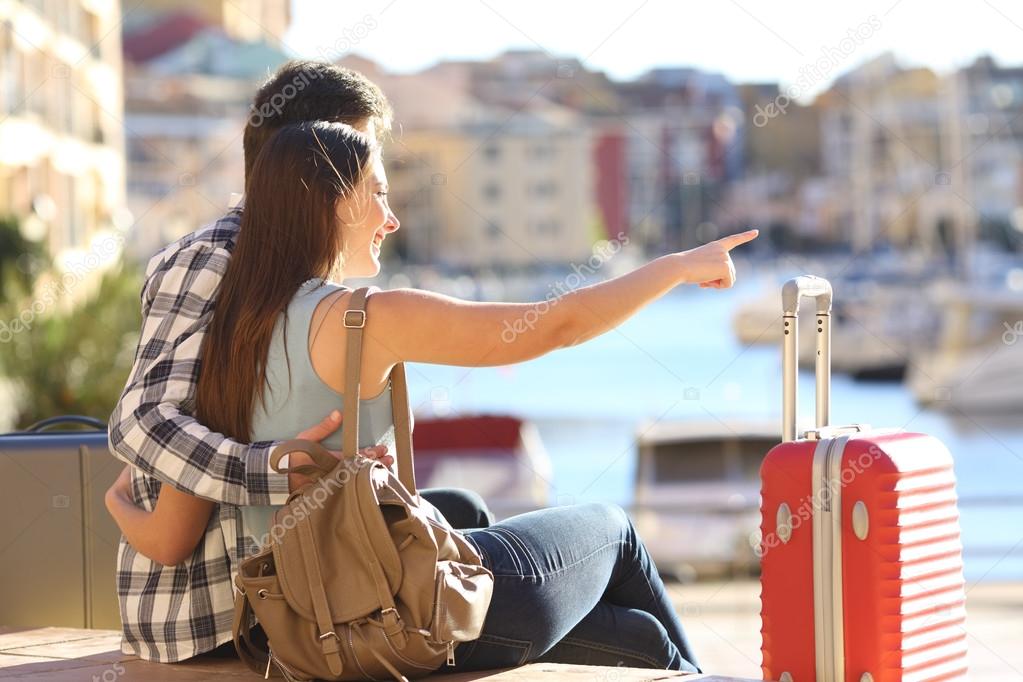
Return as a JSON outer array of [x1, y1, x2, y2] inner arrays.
[[733, 267, 945, 380], [631, 418, 778, 580], [907, 285, 1023, 413], [411, 413, 552, 520]]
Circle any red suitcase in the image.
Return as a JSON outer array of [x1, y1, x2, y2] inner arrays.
[[759, 276, 968, 682]]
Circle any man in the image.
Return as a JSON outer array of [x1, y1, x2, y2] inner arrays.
[[107, 60, 492, 662]]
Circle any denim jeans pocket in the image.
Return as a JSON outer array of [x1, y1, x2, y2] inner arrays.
[[453, 633, 533, 670]]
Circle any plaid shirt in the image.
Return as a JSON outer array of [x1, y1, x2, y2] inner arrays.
[[108, 205, 290, 662]]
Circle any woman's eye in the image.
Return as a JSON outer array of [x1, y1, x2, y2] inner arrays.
[[376, 191, 388, 197]]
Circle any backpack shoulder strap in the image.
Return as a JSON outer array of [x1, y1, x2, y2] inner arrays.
[[343, 286, 416, 493]]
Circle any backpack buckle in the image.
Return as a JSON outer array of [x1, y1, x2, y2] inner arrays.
[[379, 607, 407, 647], [343, 310, 366, 328]]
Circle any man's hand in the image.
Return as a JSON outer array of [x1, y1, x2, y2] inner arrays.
[[105, 464, 134, 513], [288, 410, 393, 492]]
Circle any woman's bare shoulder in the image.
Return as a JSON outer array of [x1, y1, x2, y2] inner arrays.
[[309, 287, 399, 394]]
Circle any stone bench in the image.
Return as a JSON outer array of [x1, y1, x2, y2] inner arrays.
[[0, 626, 763, 681]]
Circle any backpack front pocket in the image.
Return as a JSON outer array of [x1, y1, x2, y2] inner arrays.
[[429, 560, 494, 643]]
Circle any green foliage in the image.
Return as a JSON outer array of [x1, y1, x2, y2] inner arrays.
[[0, 259, 142, 430], [0, 215, 48, 305]]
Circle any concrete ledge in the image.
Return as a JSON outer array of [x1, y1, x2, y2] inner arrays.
[[0, 627, 763, 681]]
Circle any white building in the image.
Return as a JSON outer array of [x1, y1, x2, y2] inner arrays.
[[0, 0, 126, 267]]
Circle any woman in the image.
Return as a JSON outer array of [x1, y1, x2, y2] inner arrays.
[[106, 120, 758, 673]]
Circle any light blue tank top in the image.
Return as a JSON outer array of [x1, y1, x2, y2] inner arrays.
[[241, 277, 398, 547]]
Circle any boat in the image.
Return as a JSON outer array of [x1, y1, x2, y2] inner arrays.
[[907, 284, 1023, 413], [733, 264, 946, 380], [631, 418, 778, 580], [411, 413, 553, 520]]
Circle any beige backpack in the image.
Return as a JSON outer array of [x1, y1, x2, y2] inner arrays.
[[232, 286, 494, 681]]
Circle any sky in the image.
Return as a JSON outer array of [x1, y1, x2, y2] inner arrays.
[[284, 0, 1023, 101]]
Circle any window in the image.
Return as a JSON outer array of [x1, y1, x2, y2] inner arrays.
[[533, 219, 559, 236], [26, 54, 47, 119], [0, 23, 23, 115], [61, 173, 81, 250], [529, 143, 554, 159], [530, 181, 557, 198], [59, 73, 72, 133]]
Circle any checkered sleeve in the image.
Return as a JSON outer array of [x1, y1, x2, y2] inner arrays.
[[107, 216, 291, 507]]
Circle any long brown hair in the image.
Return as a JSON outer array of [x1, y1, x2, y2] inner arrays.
[[196, 121, 377, 441]]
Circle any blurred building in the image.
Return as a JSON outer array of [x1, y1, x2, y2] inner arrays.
[[816, 53, 956, 254], [125, 0, 289, 46], [715, 83, 824, 245], [952, 55, 1023, 248], [349, 53, 600, 271], [352, 52, 750, 269], [0, 0, 126, 264], [121, 11, 289, 259], [395, 108, 596, 271], [616, 68, 745, 252]]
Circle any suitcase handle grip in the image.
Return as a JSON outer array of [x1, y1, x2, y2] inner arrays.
[[782, 276, 833, 442], [782, 275, 832, 316]]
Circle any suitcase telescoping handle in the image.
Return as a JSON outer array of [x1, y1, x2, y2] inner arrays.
[[781, 275, 833, 442]]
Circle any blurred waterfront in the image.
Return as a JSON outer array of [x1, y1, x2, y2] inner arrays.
[[1, 2, 1022, 677], [402, 265, 1023, 583]]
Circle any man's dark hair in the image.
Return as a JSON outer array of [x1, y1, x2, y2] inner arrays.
[[243, 60, 392, 181]]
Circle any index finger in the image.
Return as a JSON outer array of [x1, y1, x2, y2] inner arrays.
[[716, 229, 759, 250]]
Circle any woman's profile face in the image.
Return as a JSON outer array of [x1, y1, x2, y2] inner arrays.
[[336, 153, 400, 279]]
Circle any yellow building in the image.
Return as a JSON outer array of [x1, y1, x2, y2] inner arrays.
[[386, 112, 597, 271], [0, 0, 126, 265], [346, 57, 598, 271]]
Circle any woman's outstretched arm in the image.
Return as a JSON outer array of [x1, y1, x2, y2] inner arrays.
[[364, 230, 759, 368]]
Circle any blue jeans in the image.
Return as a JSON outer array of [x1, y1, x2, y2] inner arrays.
[[452, 503, 701, 673], [419, 487, 495, 530]]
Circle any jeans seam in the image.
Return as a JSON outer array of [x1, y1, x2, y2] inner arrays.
[[484, 540, 624, 581], [465, 534, 491, 569], [556, 636, 665, 669], [538, 540, 623, 578], [491, 527, 541, 577], [484, 529, 527, 576], [478, 634, 533, 666], [474, 534, 626, 581], [635, 555, 677, 644]]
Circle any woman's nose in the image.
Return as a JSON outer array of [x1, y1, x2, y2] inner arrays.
[[385, 211, 400, 233]]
